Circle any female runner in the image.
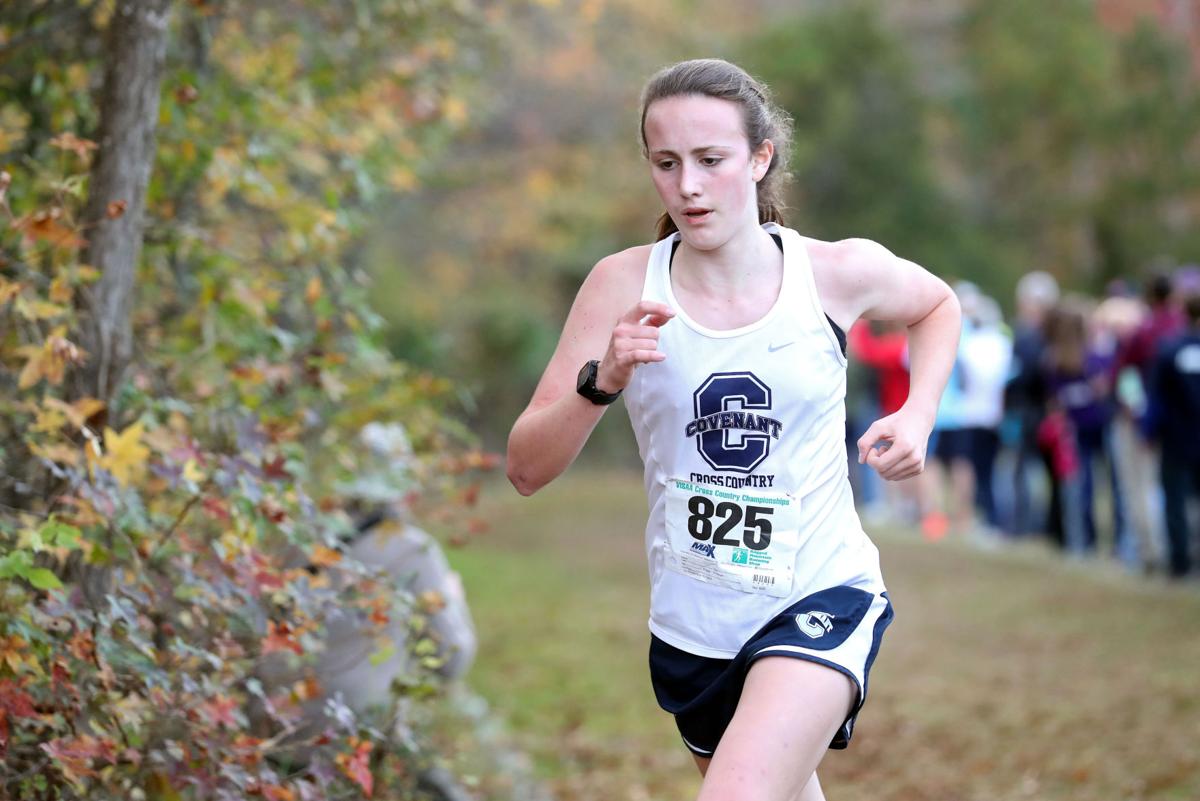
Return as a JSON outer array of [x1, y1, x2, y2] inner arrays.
[[506, 58, 961, 801]]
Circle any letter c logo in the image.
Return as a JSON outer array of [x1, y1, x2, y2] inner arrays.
[[693, 372, 772, 473]]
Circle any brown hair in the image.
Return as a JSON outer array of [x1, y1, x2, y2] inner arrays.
[[639, 59, 793, 240], [1043, 299, 1090, 375], [1185, 291, 1200, 325]]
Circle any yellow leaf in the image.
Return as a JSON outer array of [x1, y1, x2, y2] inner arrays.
[[28, 440, 81, 467], [32, 405, 68, 434], [17, 344, 46, 390], [305, 276, 322, 304], [49, 276, 73, 304], [183, 458, 205, 484], [1, 637, 24, 673], [100, 421, 150, 487], [16, 297, 69, 320], [19, 327, 86, 388], [310, 545, 342, 567], [43, 397, 105, 431], [0, 277, 22, 305], [72, 398, 104, 428], [0, 636, 39, 675]]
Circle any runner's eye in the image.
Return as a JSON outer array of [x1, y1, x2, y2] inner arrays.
[[656, 160, 676, 171], [700, 157, 723, 167]]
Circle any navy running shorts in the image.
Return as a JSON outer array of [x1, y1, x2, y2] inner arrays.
[[933, 427, 973, 465], [648, 585, 894, 757]]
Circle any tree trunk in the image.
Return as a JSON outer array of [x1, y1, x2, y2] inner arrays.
[[79, 0, 171, 405]]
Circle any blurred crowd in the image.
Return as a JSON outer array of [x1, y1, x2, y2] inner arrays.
[[847, 266, 1200, 581]]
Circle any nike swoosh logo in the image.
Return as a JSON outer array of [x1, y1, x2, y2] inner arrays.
[[767, 342, 795, 353]]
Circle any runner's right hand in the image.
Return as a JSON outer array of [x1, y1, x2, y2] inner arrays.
[[595, 301, 675, 392]]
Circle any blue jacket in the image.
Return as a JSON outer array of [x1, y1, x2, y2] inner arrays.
[[1147, 327, 1200, 456]]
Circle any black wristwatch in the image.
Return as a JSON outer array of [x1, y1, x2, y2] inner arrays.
[[576, 359, 623, 405]]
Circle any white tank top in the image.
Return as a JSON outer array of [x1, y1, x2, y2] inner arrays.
[[624, 223, 885, 658]]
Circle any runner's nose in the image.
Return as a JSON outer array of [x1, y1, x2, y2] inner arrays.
[[679, 162, 702, 198]]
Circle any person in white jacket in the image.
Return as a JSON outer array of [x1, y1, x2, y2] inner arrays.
[[957, 289, 1013, 534]]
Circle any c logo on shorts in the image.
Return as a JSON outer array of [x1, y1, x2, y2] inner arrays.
[[796, 611, 835, 639], [687, 372, 781, 473]]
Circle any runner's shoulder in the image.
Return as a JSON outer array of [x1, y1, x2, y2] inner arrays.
[[801, 236, 896, 324], [802, 235, 894, 280], [591, 243, 654, 283], [580, 243, 654, 307]]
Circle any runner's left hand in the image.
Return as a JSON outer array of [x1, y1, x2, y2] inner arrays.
[[856, 411, 930, 481]]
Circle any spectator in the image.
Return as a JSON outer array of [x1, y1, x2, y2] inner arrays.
[[1113, 272, 1185, 572], [1036, 402, 1086, 555], [1146, 292, 1200, 578], [1097, 294, 1157, 570], [845, 340, 886, 518], [1042, 299, 1127, 555], [958, 293, 1012, 533], [849, 320, 917, 523], [1004, 271, 1058, 536], [926, 282, 978, 539], [1120, 272, 1185, 388]]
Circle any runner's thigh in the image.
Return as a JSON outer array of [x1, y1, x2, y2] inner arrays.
[[696, 656, 854, 801]]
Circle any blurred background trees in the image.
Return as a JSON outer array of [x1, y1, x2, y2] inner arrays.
[[1, 1, 507, 797], [364, 0, 1200, 448]]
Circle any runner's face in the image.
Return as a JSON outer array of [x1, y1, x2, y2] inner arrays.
[[644, 94, 771, 248]]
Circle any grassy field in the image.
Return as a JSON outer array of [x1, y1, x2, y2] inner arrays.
[[445, 470, 1200, 801]]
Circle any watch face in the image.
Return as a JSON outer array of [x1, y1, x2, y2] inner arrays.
[[577, 360, 595, 392], [576, 359, 619, 404]]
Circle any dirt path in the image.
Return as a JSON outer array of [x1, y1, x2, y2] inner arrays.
[[447, 471, 1200, 801]]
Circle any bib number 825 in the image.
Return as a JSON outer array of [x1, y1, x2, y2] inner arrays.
[[687, 496, 773, 550]]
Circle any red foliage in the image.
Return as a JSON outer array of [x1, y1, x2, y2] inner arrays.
[[336, 739, 374, 797], [261, 621, 304, 656]]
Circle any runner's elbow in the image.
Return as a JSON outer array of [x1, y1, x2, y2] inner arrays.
[[507, 466, 541, 496], [506, 415, 563, 495], [505, 450, 545, 496]]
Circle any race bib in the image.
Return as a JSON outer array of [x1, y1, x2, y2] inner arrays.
[[663, 478, 801, 597]]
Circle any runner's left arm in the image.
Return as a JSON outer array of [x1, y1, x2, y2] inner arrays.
[[825, 239, 961, 481]]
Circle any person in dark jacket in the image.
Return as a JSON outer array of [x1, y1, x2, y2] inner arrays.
[[1042, 299, 1126, 554], [1147, 292, 1200, 578], [1005, 272, 1058, 537]]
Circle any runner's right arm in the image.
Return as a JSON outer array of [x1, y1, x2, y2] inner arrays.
[[507, 248, 672, 496]]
